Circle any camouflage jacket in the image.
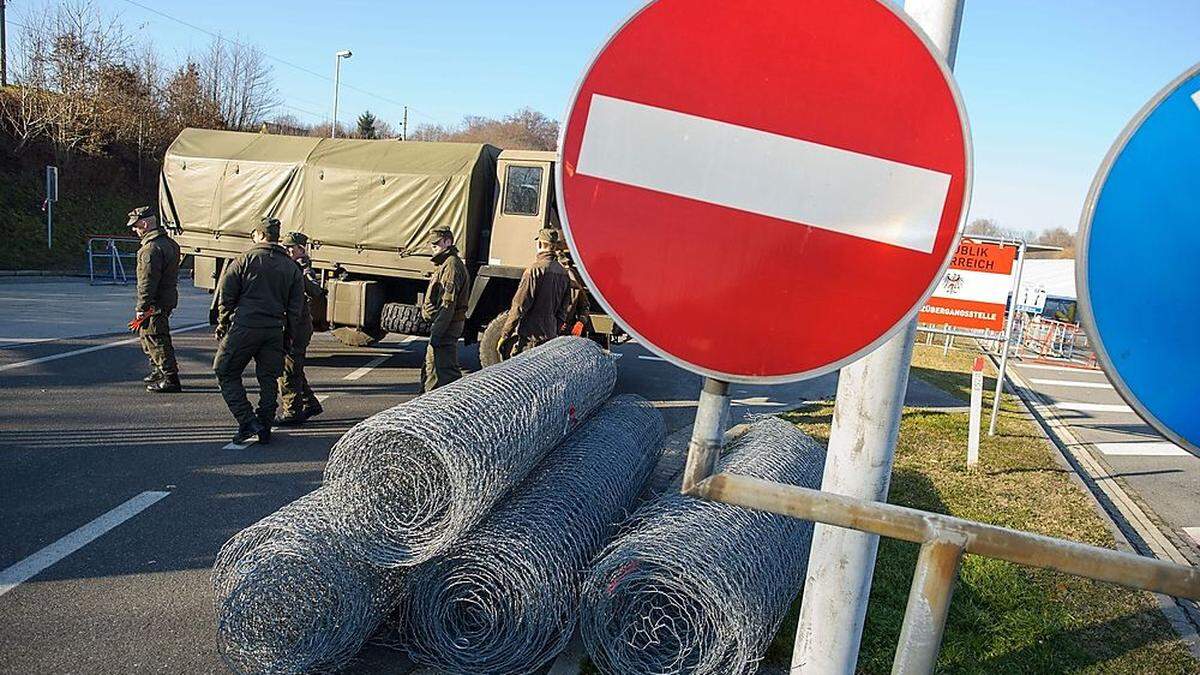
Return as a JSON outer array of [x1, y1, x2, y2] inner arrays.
[[135, 228, 181, 313], [422, 246, 470, 346]]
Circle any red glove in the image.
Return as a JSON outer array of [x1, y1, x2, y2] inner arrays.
[[128, 307, 155, 332]]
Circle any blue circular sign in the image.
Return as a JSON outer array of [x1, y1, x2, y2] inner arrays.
[[1078, 62, 1200, 455]]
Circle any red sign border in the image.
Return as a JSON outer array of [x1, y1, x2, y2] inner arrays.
[[556, 0, 974, 384]]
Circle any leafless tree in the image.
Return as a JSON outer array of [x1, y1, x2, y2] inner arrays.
[[198, 37, 279, 131]]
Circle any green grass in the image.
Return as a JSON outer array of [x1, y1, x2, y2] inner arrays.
[[763, 343, 1199, 673], [0, 155, 153, 271]]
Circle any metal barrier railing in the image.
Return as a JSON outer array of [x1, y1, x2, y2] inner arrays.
[[684, 455, 1200, 674], [87, 236, 140, 285]]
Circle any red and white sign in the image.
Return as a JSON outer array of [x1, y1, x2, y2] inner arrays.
[[558, 0, 971, 382], [918, 242, 1016, 331]]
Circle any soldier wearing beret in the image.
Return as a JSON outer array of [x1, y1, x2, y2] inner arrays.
[[500, 228, 573, 357], [276, 231, 327, 426], [127, 206, 182, 393], [421, 227, 470, 392], [212, 217, 306, 445]]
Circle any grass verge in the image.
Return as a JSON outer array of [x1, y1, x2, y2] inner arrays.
[[765, 342, 1198, 674]]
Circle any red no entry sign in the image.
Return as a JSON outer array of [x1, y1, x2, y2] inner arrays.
[[558, 0, 971, 382]]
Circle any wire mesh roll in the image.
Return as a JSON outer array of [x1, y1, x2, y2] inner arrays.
[[323, 336, 617, 568], [211, 487, 406, 675], [398, 394, 666, 674], [580, 417, 826, 675]]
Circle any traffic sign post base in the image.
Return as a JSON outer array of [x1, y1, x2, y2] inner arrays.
[[681, 378, 731, 491]]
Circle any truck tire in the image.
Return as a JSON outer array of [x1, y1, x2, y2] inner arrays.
[[379, 302, 431, 336], [331, 326, 387, 348], [479, 311, 510, 368]]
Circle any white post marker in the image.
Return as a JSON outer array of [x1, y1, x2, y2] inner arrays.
[[791, 0, 967, 672], [968, 355, 984, 467]]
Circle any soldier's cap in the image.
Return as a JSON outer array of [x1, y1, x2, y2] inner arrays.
[[537, 228, 566, 246], [281, 231, 309, 247], [126, 206, 155, 228], [255, 217, 282, 241], [427, 227, 454, 244]]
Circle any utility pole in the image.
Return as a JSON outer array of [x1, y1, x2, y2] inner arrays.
[[402, 106, 408, 141], [1, 0, 8, 88], [790, 1, 966, 672]]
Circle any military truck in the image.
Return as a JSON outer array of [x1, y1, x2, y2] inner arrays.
[[158, 128, 618, 364]]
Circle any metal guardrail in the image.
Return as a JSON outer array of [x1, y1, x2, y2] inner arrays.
[[684, 457, 1200, 674], [87, 237, 140, 285]]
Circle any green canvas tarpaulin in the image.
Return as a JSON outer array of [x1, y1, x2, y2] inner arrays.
[[160, 128, 499, 258]]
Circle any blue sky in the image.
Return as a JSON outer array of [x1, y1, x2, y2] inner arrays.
[[19, 0, 1200, 235]]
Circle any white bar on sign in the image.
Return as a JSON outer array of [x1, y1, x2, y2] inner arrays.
[[576, 94, 953, 254], [1192, 90, 1200, 112], [929, 268, 1013, 304]]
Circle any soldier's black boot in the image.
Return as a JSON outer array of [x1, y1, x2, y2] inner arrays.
[[230, 419, 266, 446], [142, 369, 163, 384], [302, 402, 324, 420], [147, 376, 182, 393], [274, 410, 307, 427], [256, 414, 273, 444]]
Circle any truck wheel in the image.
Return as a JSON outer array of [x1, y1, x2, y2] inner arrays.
[[380, 302, 431, 336], [479, 311, 510, 368], [331, 326, 387, 348]]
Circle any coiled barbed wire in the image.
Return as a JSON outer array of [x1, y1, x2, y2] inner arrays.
[[211, 487, 406, 675], [580, 417, 826, 675], [322, 336, 617, 568], [397, 394, 666, 675]]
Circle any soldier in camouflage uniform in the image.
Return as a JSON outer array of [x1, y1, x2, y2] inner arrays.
[[213, 218, 305, 445], [127, 206, 182, 393], [421, 227, 470, 392], [276, 231, 327, 426], [500, 228, 573, 357]]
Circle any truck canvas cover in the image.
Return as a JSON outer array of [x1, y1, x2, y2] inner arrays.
[[160, 128, 499, 259]]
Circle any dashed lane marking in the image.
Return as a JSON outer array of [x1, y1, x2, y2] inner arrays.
[[637, 355, 666, 362], [1096, 441, 1192, 457], [1029, 378, 1114, 390], [0, 491, 170, 596], [344, 354, 392, 381], [1055, 401, 1134, 413], [1185, 527, 1200, 547], [0, 323, 209, 373]]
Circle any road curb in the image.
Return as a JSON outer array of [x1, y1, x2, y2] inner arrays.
[[990, 350, 1200, 658]]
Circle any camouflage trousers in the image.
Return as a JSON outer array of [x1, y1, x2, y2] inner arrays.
[[279, 330, 318, 415], [213, 324, 285, 427], [139, 311, 178, 377], [422, 341, 462, 393]]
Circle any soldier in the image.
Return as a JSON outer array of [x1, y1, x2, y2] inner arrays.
[[421, 227, 470, 392], [558, 249, 591, 336], [500, 228, 573, 357], [127, 206, 182, 393], [276, 231, 327, 426], [213, 217, 305, 445]]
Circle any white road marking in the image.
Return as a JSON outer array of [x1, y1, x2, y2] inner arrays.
[[637, 355, 666, 362], [344, 354, 392, 381], [316, 394, 331, 402], [0, 337, 59, 344], [1096, 442, 1191, 457], [1055, 401, 1134, 413], [1185, 527, 1200, 547], [0, 323, 209, 373], [0, 491, 169, 596], [223, 438, 258, 451], [576, 94, 952, 253], [1029, 378, 1114, 390], [1016, 362, 1103, 374]]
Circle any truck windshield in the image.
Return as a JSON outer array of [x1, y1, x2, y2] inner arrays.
[[503, 165, 542, 216]]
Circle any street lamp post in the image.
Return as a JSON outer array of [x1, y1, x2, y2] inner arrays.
[[331, 49, 352, 138]]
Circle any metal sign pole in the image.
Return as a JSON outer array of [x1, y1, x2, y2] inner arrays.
[[681, 377, 731, 491], [988, 239, 1026, 435], [791, 0, 964, 671]]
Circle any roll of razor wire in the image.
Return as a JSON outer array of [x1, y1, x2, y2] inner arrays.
[[323, 336, 617, 568], [580, 417, 826, 675], [211, 487, 406, 675], [398, 394, 665, 675]]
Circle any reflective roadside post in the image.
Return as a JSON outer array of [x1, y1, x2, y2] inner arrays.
[[968, 355, 984, 467], [791, 0, 967, 672]]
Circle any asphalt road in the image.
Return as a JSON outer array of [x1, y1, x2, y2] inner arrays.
[[0, 277, 962, 673], [1009, 358, 1200, 557]]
